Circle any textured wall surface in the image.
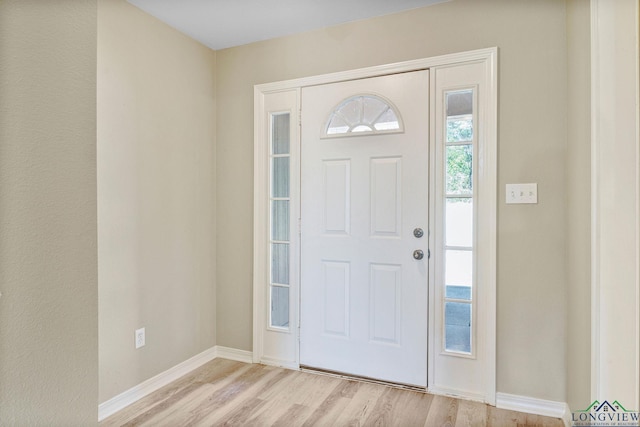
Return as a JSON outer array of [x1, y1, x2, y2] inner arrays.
[[565, 0, 591, 411], [98, 0, 217, 403], [216, 0, 569, 401], [0, 0, 99, 424]]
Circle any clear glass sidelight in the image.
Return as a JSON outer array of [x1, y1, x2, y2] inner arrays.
[[445, 250, 472, 289], [445, 302, 472, 353], [446, 117, 473, 143], [445, 198, 473, 247], [269, 113, 291, 330], [443, 89, 474, 355], [446, 145, 473, 195], [445, 285, 472, 301]]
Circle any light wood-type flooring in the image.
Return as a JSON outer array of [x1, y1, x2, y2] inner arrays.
[[100, 358, 564, 427]]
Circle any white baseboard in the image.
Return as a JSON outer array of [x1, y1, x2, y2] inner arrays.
[[215, 346, 253, 363], [428, 385, 486, 403], [562, 406, 573, 427], [260, 355, 299, 370], [98, 345, 253, 421], [496, 392, 570, 421]]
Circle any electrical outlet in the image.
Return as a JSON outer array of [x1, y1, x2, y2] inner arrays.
[[135, 327, 145, 349]]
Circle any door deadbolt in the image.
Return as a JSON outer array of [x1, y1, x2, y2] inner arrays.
[[413, 249, 424, 260], [413, 228, 424, 238]]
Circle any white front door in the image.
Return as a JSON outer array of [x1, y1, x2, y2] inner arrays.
[[300, 71, 430, 387]]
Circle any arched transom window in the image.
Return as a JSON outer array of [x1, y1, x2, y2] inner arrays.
[[324, 94, 404, 137]]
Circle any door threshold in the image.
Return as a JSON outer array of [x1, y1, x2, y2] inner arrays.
[[299, 365, 427, 393]]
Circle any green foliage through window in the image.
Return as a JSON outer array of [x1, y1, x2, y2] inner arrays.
[[446, 117, 473, 143], [446, 144, 473, 195]]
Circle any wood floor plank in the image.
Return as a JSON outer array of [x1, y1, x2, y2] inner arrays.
[[143, 383, 220, 427], [243, 371, 325, 425], [331, 382, 386, 426], [185, 358, 248, 385], [100, 358, 247, 427], [424, 395, 459, 427], [454, 399, 488, 427], [523, 412, 563, 427], [362, 386, 407, 426], [142, 361, 262, 426], [202, 397, 267, 426], [116, 362, 257, 427], [386, 389, 434, 427], [293, 372, 345, 407], [177, 364, 275, 426], [99, 382, 195, 427], [196, 367, 292, 426], [187, 365, 283, 426], [272, 403, 314, 427], [486, 405, 528, 426], [100, 360, 565, 427], [301, 380, 361, 426]]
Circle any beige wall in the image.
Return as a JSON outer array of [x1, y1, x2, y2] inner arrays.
[[0, 0, 608, 415], [98, 0, 217, 402], [565, 0, 591, 411], [0, 0, 99, 424], [216, 0, 569, 401]]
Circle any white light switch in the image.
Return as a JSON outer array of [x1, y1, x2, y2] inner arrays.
[[506, 183, 538, 204]]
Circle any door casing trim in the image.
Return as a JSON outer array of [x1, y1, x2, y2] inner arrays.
[[253, 47, 498, 404]]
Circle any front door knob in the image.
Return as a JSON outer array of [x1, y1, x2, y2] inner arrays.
[[413, 249, 424, 260]]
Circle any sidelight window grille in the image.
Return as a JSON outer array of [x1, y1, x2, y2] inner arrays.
[[269, 113, 291, 329], [443, 89, 475, 355]]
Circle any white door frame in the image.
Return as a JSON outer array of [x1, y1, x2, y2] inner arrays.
[[253, 47, 498, 404], [589, 0, 640, 406]]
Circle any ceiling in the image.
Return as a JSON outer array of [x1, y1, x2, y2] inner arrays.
[[127, 0, 449, 50]]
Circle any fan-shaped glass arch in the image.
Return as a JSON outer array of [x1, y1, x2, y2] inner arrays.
[[323, 94, 404, 137]]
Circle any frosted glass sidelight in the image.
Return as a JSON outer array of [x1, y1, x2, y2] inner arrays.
[[270, 111, 290, 330], [446, 90, 473, 117], [445, 198, 473, 247], [445, 301, 471, 353], [271, 200, 289, 241], [446, 145, 472, 195], [272, 113, 290, 155], [270, 285, 290, 328], [325, 95, 402, 136], [271, 243, 289, 285], [272, 157, 290, 198]]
